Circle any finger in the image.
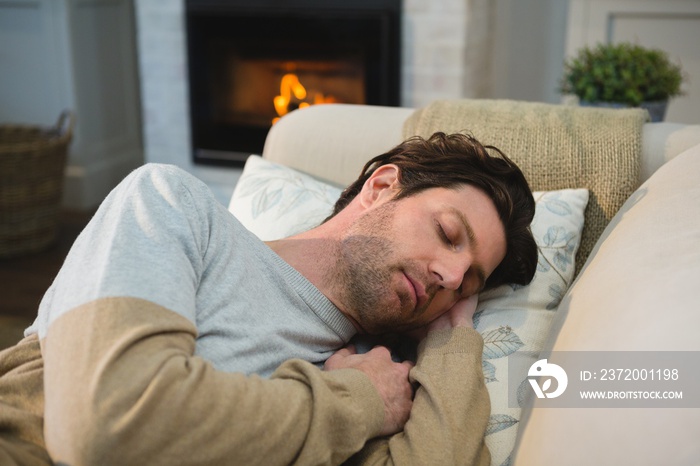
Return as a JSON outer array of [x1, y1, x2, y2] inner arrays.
[[332, 344, 357, 358], [400, 360, 415, 371], [449, 297, 472, 313], [464, 294, 479, 313], [449, 295, 478, 319], [368, 345, 392, 358], [324, 346, 353, 369]]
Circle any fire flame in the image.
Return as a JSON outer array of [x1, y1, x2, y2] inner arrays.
[[272, 73, 337, 124]]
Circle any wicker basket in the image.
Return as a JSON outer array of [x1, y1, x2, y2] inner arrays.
[[0, 111, 74, 258]]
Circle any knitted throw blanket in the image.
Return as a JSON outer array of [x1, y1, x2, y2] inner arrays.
[[403, 99, 648, 276]]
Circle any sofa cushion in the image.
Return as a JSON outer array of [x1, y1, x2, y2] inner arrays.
[[513, 143, 700, 465], [230, 155, 589, 465]]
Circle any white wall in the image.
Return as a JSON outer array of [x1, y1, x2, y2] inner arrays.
[[491, 0, 570, 104], [566, 0, 700, 124], [0, 0, 144, 210], [0, 1, 73, 127], [402, 0, 477, 107]]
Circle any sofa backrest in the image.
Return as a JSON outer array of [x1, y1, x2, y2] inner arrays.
[[264, 104, 412, 187], [264, 103, 700, 273]]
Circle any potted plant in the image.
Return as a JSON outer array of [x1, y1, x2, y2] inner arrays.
[[560, 42, 685, 122]]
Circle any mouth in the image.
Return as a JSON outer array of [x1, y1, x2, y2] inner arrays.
[[403, 272, 427, 312]]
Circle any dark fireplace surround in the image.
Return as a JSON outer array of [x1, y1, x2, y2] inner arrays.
[[186, 0, 402, 166]]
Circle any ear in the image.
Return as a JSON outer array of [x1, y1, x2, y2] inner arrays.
[[358, 164, 401, 209]]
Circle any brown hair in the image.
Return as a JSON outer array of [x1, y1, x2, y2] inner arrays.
[[328, 132, 537, 289]]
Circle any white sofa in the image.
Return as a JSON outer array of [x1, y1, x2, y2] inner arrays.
[[248, 102, 700, 465]]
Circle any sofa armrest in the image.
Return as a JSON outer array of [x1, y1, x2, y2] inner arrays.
[[641, 122, 700, 181], [513, 140, 700, 466]]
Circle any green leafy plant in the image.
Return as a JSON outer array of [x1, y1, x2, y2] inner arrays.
[[561, 42, 684, 106]]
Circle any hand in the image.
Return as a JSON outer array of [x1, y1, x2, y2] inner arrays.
[[426, 294, 479, 333], [324, 345, 414, 436]]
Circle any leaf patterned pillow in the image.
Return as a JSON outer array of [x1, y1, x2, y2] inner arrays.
[[228, 155, 343, 241], [474, 189, 589, 466], [230, 155, 588, 466]]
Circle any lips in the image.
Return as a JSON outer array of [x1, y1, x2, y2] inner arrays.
[[403, 272, 427, 310]]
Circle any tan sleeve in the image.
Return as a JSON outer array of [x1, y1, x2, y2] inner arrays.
[[0, 334, 52, 466], [346, 327, 491, 466], [41, 297, 384, 466]]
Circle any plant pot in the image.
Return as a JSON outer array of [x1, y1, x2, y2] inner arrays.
[[580, 100, 668, 122]]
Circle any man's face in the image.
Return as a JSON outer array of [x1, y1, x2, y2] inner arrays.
[[335, 184, 507, 334]]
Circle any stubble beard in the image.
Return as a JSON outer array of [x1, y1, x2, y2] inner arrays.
[[333, 202, 418, 334]]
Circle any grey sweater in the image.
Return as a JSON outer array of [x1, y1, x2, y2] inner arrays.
[[28, 163, 356, 376]]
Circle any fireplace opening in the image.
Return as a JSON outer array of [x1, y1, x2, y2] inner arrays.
[[186, 0, 402, 166]]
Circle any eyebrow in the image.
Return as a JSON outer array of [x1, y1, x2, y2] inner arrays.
[[448, 206, 487, 292]]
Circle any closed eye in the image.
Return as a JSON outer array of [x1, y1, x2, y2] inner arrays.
[[436, 222, 454, 248]]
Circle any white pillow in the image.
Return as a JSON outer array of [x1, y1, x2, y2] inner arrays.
[[229, 155, 343, 241], [229, 155, 589, 466]]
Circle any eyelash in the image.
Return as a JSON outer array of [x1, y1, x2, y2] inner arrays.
[[437, 223, 454, 247], [437, 223, 478, 296]]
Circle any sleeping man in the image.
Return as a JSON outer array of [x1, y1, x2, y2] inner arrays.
[[0, 132, 537, 466]]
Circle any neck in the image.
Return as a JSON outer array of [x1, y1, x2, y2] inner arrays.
[[265, 231, 337, 294], [265, 203, 366, 331], [266, 219, 357, 325]]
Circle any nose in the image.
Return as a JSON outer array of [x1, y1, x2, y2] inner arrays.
[[431, 252, 470, 291]]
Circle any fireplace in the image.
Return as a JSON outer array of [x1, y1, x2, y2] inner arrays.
[[186, 0, 402, 166]]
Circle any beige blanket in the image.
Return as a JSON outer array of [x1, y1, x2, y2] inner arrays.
[[403, 99, 649, 276]]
